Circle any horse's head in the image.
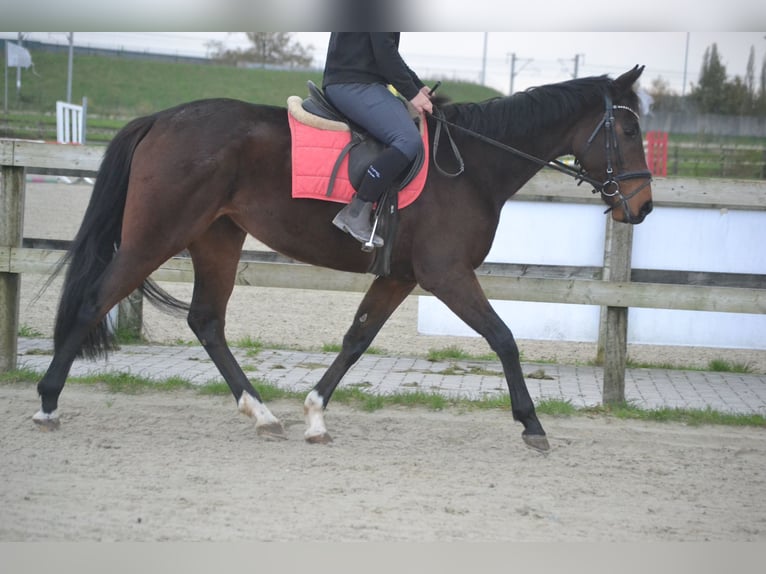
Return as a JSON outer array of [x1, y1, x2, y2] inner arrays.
[[572, 66, 654, 224]]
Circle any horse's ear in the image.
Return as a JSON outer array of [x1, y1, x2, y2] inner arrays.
[[613, 65, 645, 94]]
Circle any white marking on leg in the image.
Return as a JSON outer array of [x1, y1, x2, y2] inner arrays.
[[303, 390, 328, 440], [32, 409, 60, 424], [238, 392, 280, 429]]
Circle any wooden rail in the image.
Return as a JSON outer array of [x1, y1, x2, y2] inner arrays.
[[2, 140, 765, 405]]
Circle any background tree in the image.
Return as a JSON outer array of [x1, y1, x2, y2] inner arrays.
[[745, 46, 755, 101], [741, 45, 756, 114], [758, 56, 766, 115], [646, 76, 686, 113], [208, 33, 314, 68], [725, 76, 751, 115], [689, 43, 728, 113]]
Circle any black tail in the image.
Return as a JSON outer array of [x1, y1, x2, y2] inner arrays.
[[51, 113, 189, 359]]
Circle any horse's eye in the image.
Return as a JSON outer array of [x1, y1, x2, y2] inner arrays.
[[623, 123, 639, 138]]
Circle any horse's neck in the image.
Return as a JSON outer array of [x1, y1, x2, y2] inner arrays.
[[496, 128, 575, 197], [498, 104, 596, 196], [511, 119, 578, 164], [446, 97, 596, 202]]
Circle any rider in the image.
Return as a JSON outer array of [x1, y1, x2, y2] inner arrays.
[[322, 33, 434, 248]]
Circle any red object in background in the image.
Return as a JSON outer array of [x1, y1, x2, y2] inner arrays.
[[645, 131, 668, 177]]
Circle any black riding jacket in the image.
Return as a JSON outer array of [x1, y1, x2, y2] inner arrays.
[[322, 33, 425, 101]]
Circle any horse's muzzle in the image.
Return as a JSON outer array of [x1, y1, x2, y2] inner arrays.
[[635, 199, 654, 223], [623, 199, 653, 224]]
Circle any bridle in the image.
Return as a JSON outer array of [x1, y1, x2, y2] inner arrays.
[[579, 94, 653, 220], [429, 93, 653, 219]]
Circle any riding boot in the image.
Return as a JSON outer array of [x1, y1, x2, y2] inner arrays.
[[332, 195, 384, 248]]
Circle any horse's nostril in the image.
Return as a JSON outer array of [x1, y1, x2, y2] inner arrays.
[[640, 200, 653, 217]]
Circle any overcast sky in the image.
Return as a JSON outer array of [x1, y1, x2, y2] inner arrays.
[[3, 31, 764, 96]]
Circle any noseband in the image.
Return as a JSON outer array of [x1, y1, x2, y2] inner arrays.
[[430, 93, 653, 221], [578, 94, 653, 220]]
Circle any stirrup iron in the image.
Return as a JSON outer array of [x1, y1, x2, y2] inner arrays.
[[361, 212, 382, 252]]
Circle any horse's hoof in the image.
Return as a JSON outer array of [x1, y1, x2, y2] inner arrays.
[[522, 432, 550, 452], [32, 410, 61, 431], [305, 432, 333, 445], [256, 422, 287, 440]]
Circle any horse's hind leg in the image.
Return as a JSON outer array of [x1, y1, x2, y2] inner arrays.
[[186, 217, 284, 437], [35, 249, 170, 427], [304, 276, 416, 443], [34, 315, 103, 428], [422, 269, 550, 452]]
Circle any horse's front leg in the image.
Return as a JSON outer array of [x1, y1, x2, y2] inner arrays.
[[187, 218, 285, 438], [304, 276, 416, 443], [422, 268, 550, 452]]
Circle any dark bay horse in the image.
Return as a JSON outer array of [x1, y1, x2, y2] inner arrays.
[[34, 66, 653, 452]]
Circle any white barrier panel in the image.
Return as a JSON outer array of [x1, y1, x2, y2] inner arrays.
[[418, 298, 602, 341], [629, 205, 765, 349], [486, 201, 607, 266], [418, 201, 766, 349], [632, 206, 765, 274], [56, 101, 84, 144]]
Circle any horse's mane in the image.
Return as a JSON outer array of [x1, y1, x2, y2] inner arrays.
[[441, 75, 637, 141]]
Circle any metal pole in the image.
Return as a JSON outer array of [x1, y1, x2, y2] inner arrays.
[[3, 41, 8, 113], [681, 32, 690, 96], [15, 33, 22, 102], [509, 53, 516, 95], [508, 53, 532, 96], [81, 96, 87, 144], [480, 32, 488, 85], [67, 33, 74, 103]]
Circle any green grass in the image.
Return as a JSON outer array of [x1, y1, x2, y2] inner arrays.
[[388, 391, 448, 411], [536, 398, 579, 416], [427, 345, 499, 362], [4, 48, 764, 178], [2, 367, 762, 427], [664, 134, 766, 179], [437, 364, 505, 377], [232, 338, 392, 357], [707, 359, 754, 374], [18, 324, 44, 338], [71, 372, 193, 394], [328, 386, 449, 412], [670, 133, 766, 146], [0, 367, 43, 383], [113, 326, 145, 346], [584, 402, 765, 427], [624, 358, 688, 370], [233, 336, 265, 357], [624, 357, 755, 374], [195, 382, 231, 396], [0, 48, 502, 143], [320, 343, 386, 355]]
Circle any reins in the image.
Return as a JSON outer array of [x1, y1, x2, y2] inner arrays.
[[428, 95, 653, 214], [430, 106, 602, 188]]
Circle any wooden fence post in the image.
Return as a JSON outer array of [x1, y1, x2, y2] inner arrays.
[[598, 217, 634, 405], [117, 290, 144, 341], [0, 165, 25, 372]]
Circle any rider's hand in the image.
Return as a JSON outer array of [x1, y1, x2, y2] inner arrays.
[[410, 89, 433, 115]]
